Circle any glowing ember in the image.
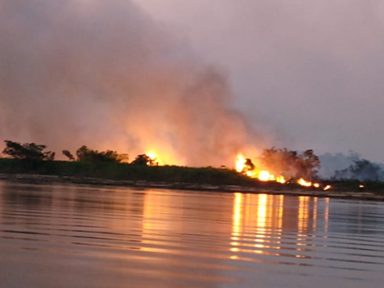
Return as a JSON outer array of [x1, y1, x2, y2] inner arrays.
[[276, 176, 287, 184], [297, 178, 312, 187]]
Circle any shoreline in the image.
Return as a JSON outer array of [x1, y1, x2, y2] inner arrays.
[[1, 173, 384, 202]]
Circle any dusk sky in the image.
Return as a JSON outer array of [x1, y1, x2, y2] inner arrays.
[[135, 0, 384, 162]]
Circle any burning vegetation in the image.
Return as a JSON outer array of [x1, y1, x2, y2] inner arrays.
[[0, 140, 328, 189], [4, 140, 384, 194], [234, 148, 330, 190]]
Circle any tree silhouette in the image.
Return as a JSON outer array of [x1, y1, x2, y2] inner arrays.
[[334, 159, 382, 181], [62, 150, 75, 161], [259, 147, 320, 180], [131, 154, 155, 166], [2, 140, 55, 161], [75, 145, 128, 163]]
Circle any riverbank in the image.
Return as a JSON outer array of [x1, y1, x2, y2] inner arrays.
[[1, 173, 384, 202]]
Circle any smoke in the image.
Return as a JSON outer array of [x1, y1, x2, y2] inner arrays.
[[319, 152, 384, 181], [0, 0, 262, 166]]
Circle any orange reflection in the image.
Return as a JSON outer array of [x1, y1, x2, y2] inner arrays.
[[230, 193, 243, 257], [296, 196, 310, 258], [298, 196, 310, 233], [141, 192, 184, 254], [324, 197, 330, 239], [230, 193, 330, 261], [230, 193, 285, 259]]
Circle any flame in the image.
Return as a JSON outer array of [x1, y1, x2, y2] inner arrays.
[[323, 185, 332, 191], [235, 153, 286, 184], [297, 178, 312, 187], [235, 153, 330, 191], [258, 170, 273, 182], [235, 154, 247, 173], [276, 176, 287, 184], [236, 153, 325, 188], [144, 150, 159, 166], [146, 151, 157, 161], [143, 148, 184, 166]]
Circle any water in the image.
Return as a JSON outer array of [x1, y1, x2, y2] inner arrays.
[[0, 181, 383, 288]]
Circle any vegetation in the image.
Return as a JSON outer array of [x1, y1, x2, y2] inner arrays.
[[75, 145, 128, 163], [131, 154, 156, 166], [0, 140, 383, 193], [0, 158, 260, 186], [259, 148, 320, 180], [333, 159, 383, 181], [0, 140, 255, 186], [2, 140, 55, 161], [62, 150, 75, 161]]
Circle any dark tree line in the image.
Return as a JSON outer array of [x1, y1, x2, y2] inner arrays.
[[333, 159, 383, 181], [2, 140, 55, 161], [70, 146, 128, 163], [1, 140, 154, 166]]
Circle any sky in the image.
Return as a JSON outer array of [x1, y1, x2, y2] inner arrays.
[[134, 0, 384, 162]]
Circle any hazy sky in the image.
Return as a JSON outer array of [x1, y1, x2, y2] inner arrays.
[[134, 0, 384, 161]]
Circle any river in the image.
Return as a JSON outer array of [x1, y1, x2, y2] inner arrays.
[[0, 181, 383, 287]]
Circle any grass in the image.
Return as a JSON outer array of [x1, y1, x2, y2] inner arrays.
[[1, 158, 383, 193], [0, 158, 259, 186]]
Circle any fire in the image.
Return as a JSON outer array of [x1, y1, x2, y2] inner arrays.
[[235, 153, 325, 188], [235, 153, 286, 184], [144, 150, 159, 166], [235, 154, 247, 173], [259, 170, 273, 182], [296, 178, 322, 189], [323, 185, 332, 191], [146, 151, 157, 161], [276, 176, 287, 184], [297, 178, 312, 187], [143, 148, 184, 167]]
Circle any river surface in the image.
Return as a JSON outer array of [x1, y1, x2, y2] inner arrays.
[[0, 181, 383, 288]]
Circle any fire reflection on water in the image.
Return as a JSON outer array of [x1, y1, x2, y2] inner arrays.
[[230, 193, 330, 260], [91, 187, 330, 262]]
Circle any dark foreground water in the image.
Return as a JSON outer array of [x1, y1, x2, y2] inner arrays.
[[0, 181, 383, 288]]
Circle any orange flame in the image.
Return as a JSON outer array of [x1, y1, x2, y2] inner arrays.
[[297, 178, 312, 187], [144, 148, 185, 166], [323, 185, 332, 191], [235, 153, 328, 188], [235, 154, 247, 173], [235, 153, 286, 184]]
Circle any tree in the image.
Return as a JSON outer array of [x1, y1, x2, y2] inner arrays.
[[2, 140, 55, 161], [75, 145, 128, 163], [259, 147, 320, 180], [131, 154, 154, 166], [295, 149, 320, 180], [334, 159, 382, 181], [62, 150, 75, 161]]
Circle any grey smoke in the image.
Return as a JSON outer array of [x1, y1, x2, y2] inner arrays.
[[0, 0, 263, 166], [319, 152, 384, 181], [136, 0, 384, 162]]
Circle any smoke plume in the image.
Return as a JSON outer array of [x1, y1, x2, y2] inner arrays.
[[0, 0, 262, 166]]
